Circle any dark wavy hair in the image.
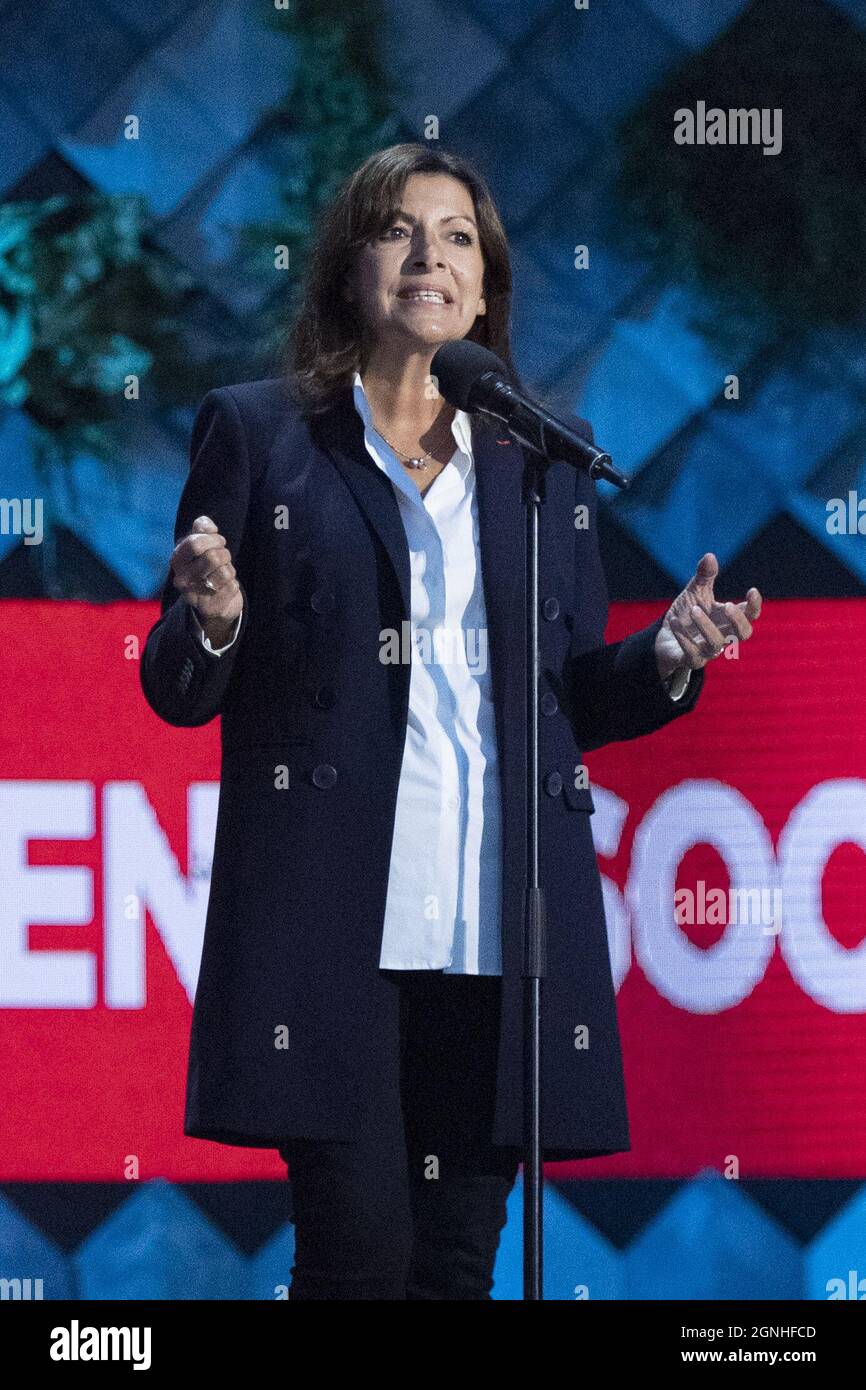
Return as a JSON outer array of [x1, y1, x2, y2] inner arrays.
[[281, 142, 521, 412]]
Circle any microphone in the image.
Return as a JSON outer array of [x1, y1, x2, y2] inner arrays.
[[430, 340, 629, 490]]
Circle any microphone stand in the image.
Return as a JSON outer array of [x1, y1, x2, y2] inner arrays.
[[518, 435, 628, 1301], [521, 440, 549, 1301]]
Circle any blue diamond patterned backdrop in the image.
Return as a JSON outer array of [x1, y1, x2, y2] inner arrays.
[[3, 1172, 866, 1299], [1, 0, 864, 600]]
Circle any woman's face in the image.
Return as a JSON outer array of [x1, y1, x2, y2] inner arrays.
[[348, 172, 487, 357]]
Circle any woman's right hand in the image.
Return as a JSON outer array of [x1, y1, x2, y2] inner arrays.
[[170, 514, 243, 644]]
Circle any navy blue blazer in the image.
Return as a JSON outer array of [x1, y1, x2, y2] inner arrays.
[[140, 378, 704, 1159]]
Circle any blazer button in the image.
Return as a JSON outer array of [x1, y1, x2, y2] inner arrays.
[[542, 597, 560, 621], [312, 763, 337, 789], [310, 589, 335, 614], [313, 682, 335, 709], [541, 691, 558, 716], [544, 771, 563, 796]]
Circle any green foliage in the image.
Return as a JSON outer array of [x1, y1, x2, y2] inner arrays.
[[238, 0, 398, 369], [0, 193, 206, 468]]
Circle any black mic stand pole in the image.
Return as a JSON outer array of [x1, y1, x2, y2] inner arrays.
[[518, 429, 629, 1300], [521, 439, 549, 1301]]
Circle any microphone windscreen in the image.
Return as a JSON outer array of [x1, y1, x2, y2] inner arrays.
[[430, 340, 508, 410]]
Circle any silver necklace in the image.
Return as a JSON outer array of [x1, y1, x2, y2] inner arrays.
[[374, 412, 452, 470]]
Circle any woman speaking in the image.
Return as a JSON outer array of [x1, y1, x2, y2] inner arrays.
[[140, 143, 761, 1300]]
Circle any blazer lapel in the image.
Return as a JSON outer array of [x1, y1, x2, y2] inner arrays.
[[312, 388, 412, 625], [471, 414, 528, 849], [471, 412, 526, 680]]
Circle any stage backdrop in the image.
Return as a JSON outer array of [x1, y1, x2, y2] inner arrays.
[[1, 597, 864, 1180]]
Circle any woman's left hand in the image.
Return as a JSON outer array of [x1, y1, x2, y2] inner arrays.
[[655, 552, 762, 681]]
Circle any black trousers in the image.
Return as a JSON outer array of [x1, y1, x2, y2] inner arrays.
[[277, 969, 521, 1299]]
